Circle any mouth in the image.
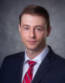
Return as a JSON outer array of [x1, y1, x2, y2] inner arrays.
[[28, 40, 37, 45]]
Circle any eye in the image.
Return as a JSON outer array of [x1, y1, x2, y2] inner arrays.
[[36, 26, 43, 31], [23, 25, 30, 30], [35, 25, 47, 31]]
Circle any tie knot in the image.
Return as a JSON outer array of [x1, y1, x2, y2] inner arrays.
[[28, 60, 36, 67]]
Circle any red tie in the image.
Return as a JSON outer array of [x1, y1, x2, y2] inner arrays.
[[23, 61, 36, 83]]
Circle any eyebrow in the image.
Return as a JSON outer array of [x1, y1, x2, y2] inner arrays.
[[22, 24, 45, 27]]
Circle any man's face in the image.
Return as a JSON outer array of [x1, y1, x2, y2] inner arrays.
[[19, 14, 50, 51]]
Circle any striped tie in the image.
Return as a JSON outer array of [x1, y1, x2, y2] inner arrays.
[[23, 61, 36, 83]]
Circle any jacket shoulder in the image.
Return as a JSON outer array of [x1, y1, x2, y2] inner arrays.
[[5, 52, 24, 59], [1, 52, 24, 66], [48, 46, 65, 68]]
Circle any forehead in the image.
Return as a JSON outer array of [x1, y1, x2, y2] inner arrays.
[[21, 14, 47, 25]]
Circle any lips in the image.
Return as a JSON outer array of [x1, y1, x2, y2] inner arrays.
[[28, 40, 37, 45]]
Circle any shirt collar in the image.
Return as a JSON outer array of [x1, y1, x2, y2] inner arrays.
[[24, 46, 49, 64]]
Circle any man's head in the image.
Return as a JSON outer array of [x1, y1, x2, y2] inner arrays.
[[19, 4, 50, 28], [19, 4, 51, 53]]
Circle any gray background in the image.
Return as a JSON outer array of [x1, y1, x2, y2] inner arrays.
[[0, 0, 65, 67]]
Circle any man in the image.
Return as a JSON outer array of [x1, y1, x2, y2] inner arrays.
[[0, 4, 65, 83]]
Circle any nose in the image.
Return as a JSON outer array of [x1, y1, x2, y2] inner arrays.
[[30, 28, 35, 38]]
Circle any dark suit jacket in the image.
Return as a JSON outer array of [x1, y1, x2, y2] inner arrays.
[[0, 46, 65, 83]]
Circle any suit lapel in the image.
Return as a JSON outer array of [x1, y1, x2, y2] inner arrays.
[[15, 52, 25, 83]]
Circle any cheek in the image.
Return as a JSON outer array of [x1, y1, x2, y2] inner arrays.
[[20, 31, 29, 40], [37, 32, 47, 40]]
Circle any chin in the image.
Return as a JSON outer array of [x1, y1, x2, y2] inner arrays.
[[26, 46, 38, 51], [26, 46, 41, 52]]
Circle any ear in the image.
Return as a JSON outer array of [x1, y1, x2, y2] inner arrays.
[[47, 26, 51, 37], [18, 24, 21, 32]]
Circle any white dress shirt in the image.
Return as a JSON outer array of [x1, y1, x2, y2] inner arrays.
[[22, 46, 49, 81]]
